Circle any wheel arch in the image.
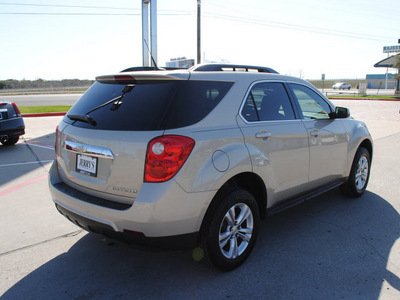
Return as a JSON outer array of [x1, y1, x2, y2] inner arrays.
[[359, 138, 373, 161], [199, 172, 267, 241], [344, 137, 373, 180], [224, 172, 268, 219]]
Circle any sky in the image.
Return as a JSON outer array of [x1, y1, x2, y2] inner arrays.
[[0, 0, 399, 81]]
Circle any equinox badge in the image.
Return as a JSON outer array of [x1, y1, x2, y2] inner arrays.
[[112, 186, 138, 194]]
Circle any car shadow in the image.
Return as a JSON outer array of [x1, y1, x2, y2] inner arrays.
[[0, 132, 55, 187], [2, 189, 399, 299]]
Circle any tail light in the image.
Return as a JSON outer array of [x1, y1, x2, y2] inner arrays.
[[55, 126, 59, 158], [11, 103, 22, 117], [144, 135, 195, 183]]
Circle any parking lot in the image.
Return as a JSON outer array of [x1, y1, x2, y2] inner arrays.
[[1, 100, 400, 299]]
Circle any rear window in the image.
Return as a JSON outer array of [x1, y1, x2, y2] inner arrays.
[[64, 80, 233, 131]]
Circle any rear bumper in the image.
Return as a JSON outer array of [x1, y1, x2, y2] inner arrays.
[[55, 202, 199, 249], [49, 161, 214, 248], [0, 117, 25, 137]]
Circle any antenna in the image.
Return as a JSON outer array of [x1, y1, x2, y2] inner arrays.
[[143, 39, 159, 70]]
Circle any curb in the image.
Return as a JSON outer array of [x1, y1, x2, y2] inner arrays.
[[22, 112, 66, 117]]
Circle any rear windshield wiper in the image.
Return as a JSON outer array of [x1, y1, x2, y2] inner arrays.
[[67, 85, 134, 126], [87, 85, 134, 115], [67, 114, 97, 126]]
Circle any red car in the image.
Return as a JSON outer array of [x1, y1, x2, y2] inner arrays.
[[0, 100, 25, 145]]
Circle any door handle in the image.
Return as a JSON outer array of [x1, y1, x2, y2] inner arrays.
[[310, 130, 319, 137], [256, 132, 272, 139]]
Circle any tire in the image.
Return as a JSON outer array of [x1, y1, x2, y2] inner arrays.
[[341, 147, 371, 197], [1, 136, 19, 146], [201, 188, 260, 271]]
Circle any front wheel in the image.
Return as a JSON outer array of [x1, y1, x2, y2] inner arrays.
[[341, 147, 371, 197], [201, 188, 260, 271]]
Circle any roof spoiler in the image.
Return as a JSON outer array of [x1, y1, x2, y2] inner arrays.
[[96, 74, 189, 84], [190, 64, 278, 74], [120, 66, 189, 72]]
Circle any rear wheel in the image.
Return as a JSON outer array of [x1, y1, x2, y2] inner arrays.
[[1, 136, 19, 146], [201, 188, 260, 271], [341, 147, 371, 197]]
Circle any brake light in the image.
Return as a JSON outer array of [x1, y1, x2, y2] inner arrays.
[[144, 135, 195, 183], [11, 103, 22, 117], [114, 75, 135, 83], [55, 126, 58, 158]]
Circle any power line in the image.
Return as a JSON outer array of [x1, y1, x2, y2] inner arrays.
[[0, 12, 191, 16], [0, 2, 193, 14], [203, 12, 393, 43], [0, 2, 139, 10], [204, 1, 394, 42], [0, 2, 393, 42]]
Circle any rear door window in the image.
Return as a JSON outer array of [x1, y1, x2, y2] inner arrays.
[[64, 80, 233, 131], [241, 82, 296, 122]]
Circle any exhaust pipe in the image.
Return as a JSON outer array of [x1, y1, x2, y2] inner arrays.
[[0, 135, 9, 144]]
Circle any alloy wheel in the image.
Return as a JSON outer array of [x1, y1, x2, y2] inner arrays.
[[355, 155, 369, 191], [219, 203, 254, 259]]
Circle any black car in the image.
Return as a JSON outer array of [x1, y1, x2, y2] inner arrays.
[[0, 100, 25, 145]]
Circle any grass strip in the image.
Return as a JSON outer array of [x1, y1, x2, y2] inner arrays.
[[19, 105, 72, 114], [328, 95, 400, 100]]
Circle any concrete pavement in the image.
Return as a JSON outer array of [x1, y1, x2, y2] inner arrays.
[[0, 102, 399, 299]]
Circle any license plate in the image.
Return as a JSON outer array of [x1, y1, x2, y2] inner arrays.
[[76, 154, 98, 177]]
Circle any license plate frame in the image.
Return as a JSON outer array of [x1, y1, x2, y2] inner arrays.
[[76, 154, 98, 177]]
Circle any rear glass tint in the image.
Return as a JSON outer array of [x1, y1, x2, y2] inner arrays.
[[64, 80, 233, 131]]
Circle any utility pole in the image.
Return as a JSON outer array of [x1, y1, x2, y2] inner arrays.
[[142, 0, 157, 67], [150, 0, 157, 67], [142, 0, 150, 67], [197, 0, 201, 64]]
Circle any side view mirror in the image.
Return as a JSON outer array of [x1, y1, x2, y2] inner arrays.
[[330, 106, 350, 119]]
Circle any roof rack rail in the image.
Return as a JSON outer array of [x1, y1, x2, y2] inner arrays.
[[190, 64, 278, 74]]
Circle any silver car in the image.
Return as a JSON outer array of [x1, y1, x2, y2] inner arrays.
[[333, 82, 351, 90], [49, 64, 373, 271]]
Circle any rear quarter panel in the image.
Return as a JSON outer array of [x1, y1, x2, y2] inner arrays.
[[171, 126, 252, 193]]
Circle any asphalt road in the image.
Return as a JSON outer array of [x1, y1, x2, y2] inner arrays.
[[0, 94, 81, 106], [0, 100, 399, 299]]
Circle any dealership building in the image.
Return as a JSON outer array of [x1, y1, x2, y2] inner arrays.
[[366, 73, 397, 89], [369, 44, 399, 90]]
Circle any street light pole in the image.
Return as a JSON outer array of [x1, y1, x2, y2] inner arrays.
[[150, 0, 157, 67], [142, 0, 150, 67], [142, 0, 157, 67], [197, 0, 201, 64]]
